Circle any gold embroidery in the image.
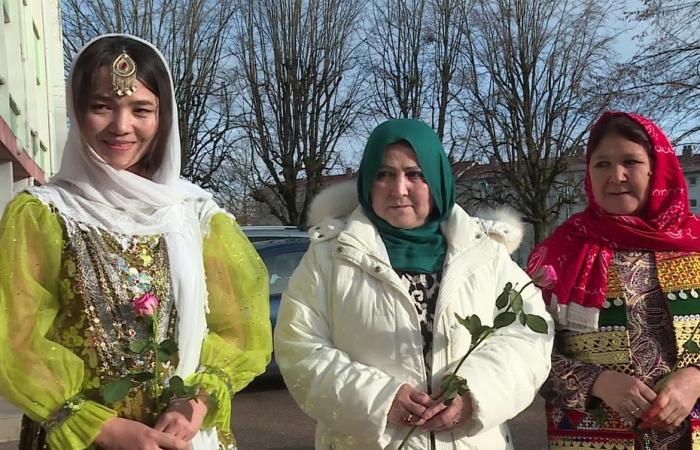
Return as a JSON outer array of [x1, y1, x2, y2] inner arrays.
[[656, 252, 700, 294], [673, 319, 700, 367], [560, 331, 631, 365], [548, 438, 634, 450], [606, 266, 624, 301]]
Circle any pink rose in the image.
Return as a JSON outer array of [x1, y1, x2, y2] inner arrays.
[[532, 265, 557, 289], [133, 293, 159, 317]]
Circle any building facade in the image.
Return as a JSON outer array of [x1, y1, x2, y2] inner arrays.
[[0, 0, 66, 213], [0, 0, 66, 441]]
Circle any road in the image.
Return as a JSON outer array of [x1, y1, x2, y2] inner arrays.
[[0, 379, 547, 450], [233, 378, 547, 449]]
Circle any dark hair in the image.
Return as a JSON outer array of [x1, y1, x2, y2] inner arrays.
[[71, 36, 173, 177], [588, 114, 653, 158]]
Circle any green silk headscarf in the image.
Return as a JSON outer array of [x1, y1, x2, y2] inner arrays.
[[357, 119, 455, 273]]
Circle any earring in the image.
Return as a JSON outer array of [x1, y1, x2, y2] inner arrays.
[[648, 171, 653, 176]]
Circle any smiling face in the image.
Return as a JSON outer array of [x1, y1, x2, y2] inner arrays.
[[370, 142, 434, 228], [80, 66, 159, 175], [589, 132, 653, 216]]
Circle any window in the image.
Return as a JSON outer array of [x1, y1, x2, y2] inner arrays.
[[691, 199, 697, 208], [8, 96, 20, 135], [33, 22, 43, 85], [30, 129, 38, 157], [262, 251, 306, 296], [690, 177, 697, 186], [2, 0, 9, 23]]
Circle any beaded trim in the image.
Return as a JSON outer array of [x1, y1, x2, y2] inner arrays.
[[41, 395, 87, 433], [560, 330, 631, 365], [548, 438, 634, 450]]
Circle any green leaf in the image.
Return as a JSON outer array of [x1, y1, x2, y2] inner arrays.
[[440, 375, 469, 405], [102, 377, 135, 405], [169, 376, 187, 397], [158, 349, 173, 363], [128, 339, 148, 354], [526, 314, 549, 334], [454, 313, 469, 328], [159, 387, 174, 405], [157, 339, 178, 362], [457, 385, 470, 396], [466, 315, 482, 336], [683, 340, 700, 354], [442, 384, 459, 403], [509, 291, 523, 313], [131, 372, 154, 382], [159, 339, 178, 354], [519, 312, 527, 325], [493, 312, 516, 329], [478, 325, 493, 339], [495, 284, 512, 309]]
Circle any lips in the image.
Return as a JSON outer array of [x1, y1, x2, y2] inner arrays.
[[104, 141, 136, 152]]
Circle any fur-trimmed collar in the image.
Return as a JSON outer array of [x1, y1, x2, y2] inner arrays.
[[306, 180, 524, 254]]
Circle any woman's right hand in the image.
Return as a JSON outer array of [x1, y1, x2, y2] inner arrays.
[[592, 370, 657, 424], [95, 417, 189, 450], [387, 384, 433, 427]]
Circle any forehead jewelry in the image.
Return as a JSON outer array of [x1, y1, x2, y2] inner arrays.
[[112, 50, 137, 96]]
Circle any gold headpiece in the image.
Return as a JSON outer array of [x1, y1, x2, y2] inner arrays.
[[112, 50, 137, 96]]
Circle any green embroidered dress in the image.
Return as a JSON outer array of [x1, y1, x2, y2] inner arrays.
[[0, 194, 272, 449]]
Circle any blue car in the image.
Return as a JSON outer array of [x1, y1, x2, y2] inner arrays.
[[252, 238, 310, 378]]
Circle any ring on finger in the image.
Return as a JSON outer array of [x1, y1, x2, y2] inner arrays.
[[402, 414, 414, 424], [629, 405, 642, 417]]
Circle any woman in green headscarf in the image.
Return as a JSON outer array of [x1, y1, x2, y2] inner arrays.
[[274, 119, 553, 450]]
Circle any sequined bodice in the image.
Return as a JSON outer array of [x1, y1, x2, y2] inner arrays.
[[50, 223, 177, 423]]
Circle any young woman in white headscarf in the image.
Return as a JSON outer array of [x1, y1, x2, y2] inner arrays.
[[0, 34, 271, 450]]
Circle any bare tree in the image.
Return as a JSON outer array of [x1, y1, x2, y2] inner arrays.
[[622, 0, 700, 145], [234, 0, 365, 226], [60, 0, 239, 190], [364, 0, 469, 154], [424, 0, 470, 143], [457, 0, 621, 243], [365, 0, 427, 120]]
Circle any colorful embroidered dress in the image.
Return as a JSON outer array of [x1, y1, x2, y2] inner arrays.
[[545, 251, 700, 449], [527, 112, 700, 450], [0, 194, 271, 449]]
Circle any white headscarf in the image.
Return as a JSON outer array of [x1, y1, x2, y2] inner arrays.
[[28, 34, 220, 449]]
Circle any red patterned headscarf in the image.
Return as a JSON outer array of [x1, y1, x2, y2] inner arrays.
[[526, 112, 700, 330]]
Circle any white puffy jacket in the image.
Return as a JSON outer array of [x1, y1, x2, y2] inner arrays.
[[274, 183, 553, 450]]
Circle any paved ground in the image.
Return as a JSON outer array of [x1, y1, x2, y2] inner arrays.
[[0, 379, 548, 449]]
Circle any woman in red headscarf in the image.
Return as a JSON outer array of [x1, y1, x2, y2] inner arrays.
[[527, 112, 700, 450]]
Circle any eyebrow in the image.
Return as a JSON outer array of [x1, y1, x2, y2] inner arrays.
[[88, 95, 156, 107], [378, 164, 422, 171]]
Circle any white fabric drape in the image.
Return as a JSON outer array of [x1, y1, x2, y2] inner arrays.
[[28, 33, 220, 449]]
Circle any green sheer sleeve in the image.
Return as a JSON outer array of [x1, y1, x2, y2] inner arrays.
[[0, 193, 117, 449], [186, 212, 272, 431]]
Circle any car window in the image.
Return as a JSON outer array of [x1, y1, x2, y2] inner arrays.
[[262, 251, 306, 295]]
